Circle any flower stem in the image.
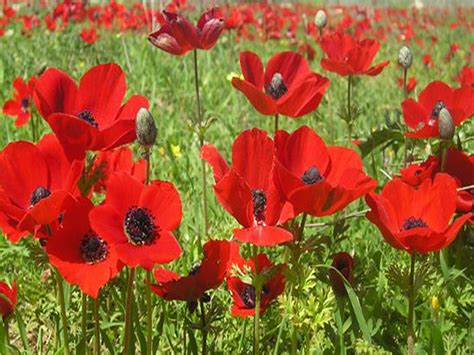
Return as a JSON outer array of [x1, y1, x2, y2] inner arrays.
[[199, 300, 208, 355], [346, 75, 353, 144], [123, 268, 136, 355], [55, 269, 71, 355], [81, 293, 88, 352], [274, 114, 279, 133], [4, 318, 10, 347], [439, 140, 447, 172], [252, 246, 261, 355], [94, 297, 100, 355], [403, 67, 409, 167], [407, 253, 416, 355], [146, 271, 153, 355]]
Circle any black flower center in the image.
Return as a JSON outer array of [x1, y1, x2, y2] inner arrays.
[[188, 262, 202, 276], [430, 100, 446, 120], [30, 186, 51, 207], [402, 216, 427, 231], [123, 206, 157, 245], [80, 231, 108, 264], [301, 166, 324, 185], [21, 98, 29, 111], [252, 189, 267, 223], [266, 72, 287, 100], [77, 110, 99, 128]]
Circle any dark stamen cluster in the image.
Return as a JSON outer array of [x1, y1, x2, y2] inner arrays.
[[402, 216, 427, 231], [188, 262, 202, 276], [252, 189, 267, 222], [266, 73, 288, 100], [80, 231, 108, 264], [241, 285, 269, 309], [30, 186, 51, 207], [430, 100, 446, 120], [77, 110, 99, 128], [123, 206, 157, 245], [21, 98, 29, 111], [301, 166, 324, 185]]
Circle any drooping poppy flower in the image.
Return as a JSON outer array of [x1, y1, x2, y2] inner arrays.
[[401, 81, 473, 139], [46, 198, 123, 298], [365, 174, 472, 254], [319, 32, 389, 76], [274, 126, 376, 217], [227, 253, 285, 318], [231, 51, 330, 117], [0, 280, 17, 319], [0, 134, 83, 242], [151, 239, 239, 304], [89, 172, 182, 270], [329, 252, 354, 297], [148, 8, 224, 56], [2, 76, 34, 127], [458, 66, 474, 89], [33, 63, 149, 160], [80, 27, 98, 44], [201, 128, 293, 246]]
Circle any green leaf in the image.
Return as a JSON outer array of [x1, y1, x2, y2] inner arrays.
[[0, 320, 7, 355], [430, 322, 445, 355], [15, 311, 30, 351], [345, 281, 372, 343]]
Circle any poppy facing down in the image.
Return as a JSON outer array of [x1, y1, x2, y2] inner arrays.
[[33, 63, 149, 160], [201, 128, 293, 246], [366, 174, 472, 254], [89, 172, 182, 271], [329, 252, 354, 297], [232, 51, 330, 117], [2, 76, 34, 127], [274, 126, 377, 217], [0, 280, 17, 319], [151, 239, 240, 303], [227, 254, 285, 318], [46, 198, 123, 298]]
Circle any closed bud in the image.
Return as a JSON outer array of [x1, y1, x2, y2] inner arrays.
[[398, 46, 413, 69], [438, 108, 455, 140], [314, 10, 327, 29], [329, 252, 354, 297], [136, 108, 157, 147]]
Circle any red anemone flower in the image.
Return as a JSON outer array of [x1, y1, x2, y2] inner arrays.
[[201, 128, 293, 247], [365, 174, 472, 254], [80, 27, 98, 44], [231, 51, 330, 117], [274, 126, 376, 217], [151, 239, 239, 303], [89, 172, 182, 271], [0, 134, 83, 242], [457, 66, 474, 89], [148, 8, 224, 56], [2, 76, 34, 127], [33, 63, 149, 160], [0, 280, 17, 319], [319, 32, 389, 76], [329, 252, 354, 297], [46, 198, 123, 298], [227, 253, 285, 318], [401, 81, 473, 139]]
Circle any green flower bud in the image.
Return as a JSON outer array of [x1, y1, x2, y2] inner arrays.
[[136, 108, 157, 147], [398, 46, 413, 69], [314, 10, 327, 29], [438, 108, 454, 140]]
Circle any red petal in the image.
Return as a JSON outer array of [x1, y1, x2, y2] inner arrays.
[[265, 51, 310, 88], [232, 78, 277, 115], [240, 51, 265, 89], [233, 225, 293, 246], [200, 144, 229, 183]]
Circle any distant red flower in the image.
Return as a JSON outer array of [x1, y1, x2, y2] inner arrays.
[[298, 43, 316, 62], [89, 172, 182, 271], [274, 126, 376, 217], [148, 8, 224, 56], [151, 240, 239, 303], [227, 254, 285, 318], [0, 280, 17, 319], [329, 252, 354, 297], [3, 7, 15, 19], [0, 134, 83, 242], [366, 174, 471, 254], [33, 63, 149, 160], [80, 27, 98, 44], [422, 54, 433, 67], [232, 51, 329, 117], [402, 81, 473, 138], [201, 128, 293, 246], [319, 32, 389, 76], [397, 76, 417, 94], [46, 198, 123, 298], [2, 76, 34, 127], [458, 66, 474, 89]]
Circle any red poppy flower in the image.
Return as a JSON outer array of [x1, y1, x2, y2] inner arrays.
[[2, 76, 34, 127], [80, 27, 98, 44], [227, 253, 285, 318], [458, 66, 474, 89], [231, 51, 329, 117], [0, 280, 17, 319], [0, 134, 83, 242], [274, 126, 376, 217], [151, 239, 240, 302], [329, 252, 354, 297], [365, 174, 472, 254], [89, 172, 182, 271], [201, 128, 293, 246], [319, 32, 389, 76], [397, 76, 417, 94], [148, 8, 224, 56], [422, 54, 433, 68], [33, 63, 149, 160], [46, 198, 123, 298], [402, 81, 473, 139]]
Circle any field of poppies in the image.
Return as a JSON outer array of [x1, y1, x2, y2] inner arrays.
[[0, 0, 473, 354]]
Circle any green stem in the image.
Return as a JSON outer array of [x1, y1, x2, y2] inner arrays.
[[403, 67, 408, 99], [123, 268, 136, 355], [274, 113, 279, 133], [146, 271, 152, 355], [407, 253, 416, 355], [94, 297, 100, 355], [4, 318, 10, 348], [82, 293, 88, 353], [55, 269, 71, 355], [347, 75, 353, 144], [403, 68, 409, 167], [253, 246, 261, 355], [439, 140, 447, 172], [199, 300, 208, 355]]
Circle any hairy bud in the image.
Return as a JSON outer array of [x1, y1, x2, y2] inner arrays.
[[398, 46, 413, 69], [438, 108, 455, 140], [314, 10, 327, 29], [136, 108, 157, 147]]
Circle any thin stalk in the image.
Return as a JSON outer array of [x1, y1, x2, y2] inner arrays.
[[146, 271, 153, 355], [4, 318, 10, 347], [407, 253, 416, 355], [55, 269, 71, 355], [403, 68, 409, 167], [274, 114, 279, 133], [346, 75, 353, 144], [439, 140, 447, 172], [123, 268, 136, 355], [199, 300, 208, 355], [94, 297, 100, 355], [252, 246, 261, 355], [81, 293, 88, 353]]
